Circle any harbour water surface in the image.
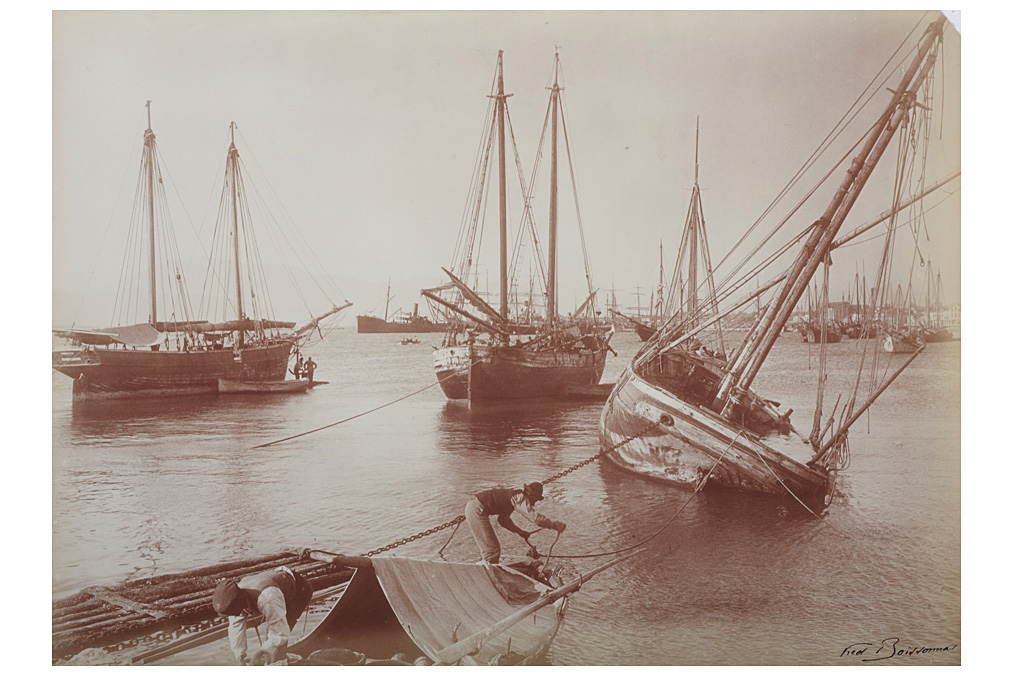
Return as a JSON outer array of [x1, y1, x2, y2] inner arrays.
[[52, 330, 960, 665]]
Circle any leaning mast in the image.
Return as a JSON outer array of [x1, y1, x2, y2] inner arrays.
[[718, 16, 946, 401]]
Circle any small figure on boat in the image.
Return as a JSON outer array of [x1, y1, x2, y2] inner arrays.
[[304, 357, 316, 383], [212, 566, 313, 665], [464, 482, 566, 564], [291, 354, 304, 379]]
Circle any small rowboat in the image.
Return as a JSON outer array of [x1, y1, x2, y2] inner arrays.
[[291, 551, 638, 666], [217, 379, 328, 394]]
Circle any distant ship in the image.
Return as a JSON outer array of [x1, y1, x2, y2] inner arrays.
[[52, 106, 350, 401], [357, 282, 448, 334]]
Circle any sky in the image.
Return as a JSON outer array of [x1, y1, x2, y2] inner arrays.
[[51, 9, 961, 327]]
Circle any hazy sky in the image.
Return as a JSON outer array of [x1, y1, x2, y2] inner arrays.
[[52, 10, 960, 326]]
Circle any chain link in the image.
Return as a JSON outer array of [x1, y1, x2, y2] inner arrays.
[[360, 418, 662, 556], [361, 515, 466, 557], [543, 419, 661, 485]]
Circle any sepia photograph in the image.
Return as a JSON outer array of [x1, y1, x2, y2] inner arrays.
[[45, 7, 973, 667]]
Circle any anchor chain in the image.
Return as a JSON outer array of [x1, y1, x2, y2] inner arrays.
[[361, 515, 466, 557], [360, 417, 665, 556], [542, 419, 662, 485]]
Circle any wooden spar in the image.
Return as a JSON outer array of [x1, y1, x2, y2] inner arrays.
[[548, 53, 560, 327], [442, 266, 508, 325], [831, 170, 960, 250], [434, 549, 644, 665], [145, 101, 158, 325], [497, 51, 509, 320], [297, 550, 375, 569], [420, 288, 508, 337], [575, 289, 598, 317], [811, 345, 925, 464], [725, 16, 946, 397], [688, 123, 700, 321], [227, 122, 246, 348], [293, 301, 353, 338], [384, 278, 391, 321]]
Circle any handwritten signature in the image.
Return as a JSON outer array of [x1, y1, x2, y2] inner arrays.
[[841, 638, 958, 662]]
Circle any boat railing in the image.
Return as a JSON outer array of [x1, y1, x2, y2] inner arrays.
[[52, 347, 100, 366]]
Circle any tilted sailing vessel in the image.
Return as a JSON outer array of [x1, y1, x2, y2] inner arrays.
[[423, 52, 612, 401], [53, 106, 351, 401], [599, 16, 955, 511]]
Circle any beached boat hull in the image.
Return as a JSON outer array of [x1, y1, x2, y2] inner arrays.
[[291, 557, 564, 666], [599, 368, 831, 510], [53, 341, 292, 401], [433, 343, 607, 401]]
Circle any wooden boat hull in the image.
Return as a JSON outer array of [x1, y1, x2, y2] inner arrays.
[[920, 327, 954, 343], [433, 343, 607, 401], [883, 332, 922, 353], [599, 368, 831, 510], [356, 315, 448, 334], [291, 557, 564, 665], [52, 341, 292, 401], [218, 378, 311, 394], [633, 323, 658, 342]]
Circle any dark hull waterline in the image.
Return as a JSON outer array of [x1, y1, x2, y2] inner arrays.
[[53, 341, 292, 401]]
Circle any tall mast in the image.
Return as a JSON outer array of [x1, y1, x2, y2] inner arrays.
[[496, 51, 509, 321], [229, 121, 245, 348], [688, 118, 701, 321], [547, 53, 561, 326], [656, 240, 664, 323], [144, 101, 157, 326], [720, 16, 946, 399]]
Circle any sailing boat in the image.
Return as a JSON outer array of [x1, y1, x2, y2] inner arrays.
[[918, 262, 954, 343], [53, 106, 351, 401], [599, 16, 954, 511], [882, 284, 923, 353], [612, 245, 665, 342], [423, 52, 612, 401], [611, 120, 725, 351]]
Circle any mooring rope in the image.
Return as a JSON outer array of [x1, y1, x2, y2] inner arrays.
[[252, 364, 464, 449], [748, 439, 827, 519]]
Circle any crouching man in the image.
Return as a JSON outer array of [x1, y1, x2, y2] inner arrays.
[[212, 566, 313, 665]]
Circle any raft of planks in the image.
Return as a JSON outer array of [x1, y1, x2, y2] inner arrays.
[[52, 550, 353, 660]]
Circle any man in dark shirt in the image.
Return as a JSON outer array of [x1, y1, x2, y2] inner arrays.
[[464, 482, 566, 564]]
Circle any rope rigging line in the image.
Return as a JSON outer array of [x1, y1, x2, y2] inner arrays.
[[546, 431, 743, 560], [359, 419, 663, 558], [251, 370, 458, 449]]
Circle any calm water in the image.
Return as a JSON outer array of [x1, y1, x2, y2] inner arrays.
[[52, 330, 960, 665]]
